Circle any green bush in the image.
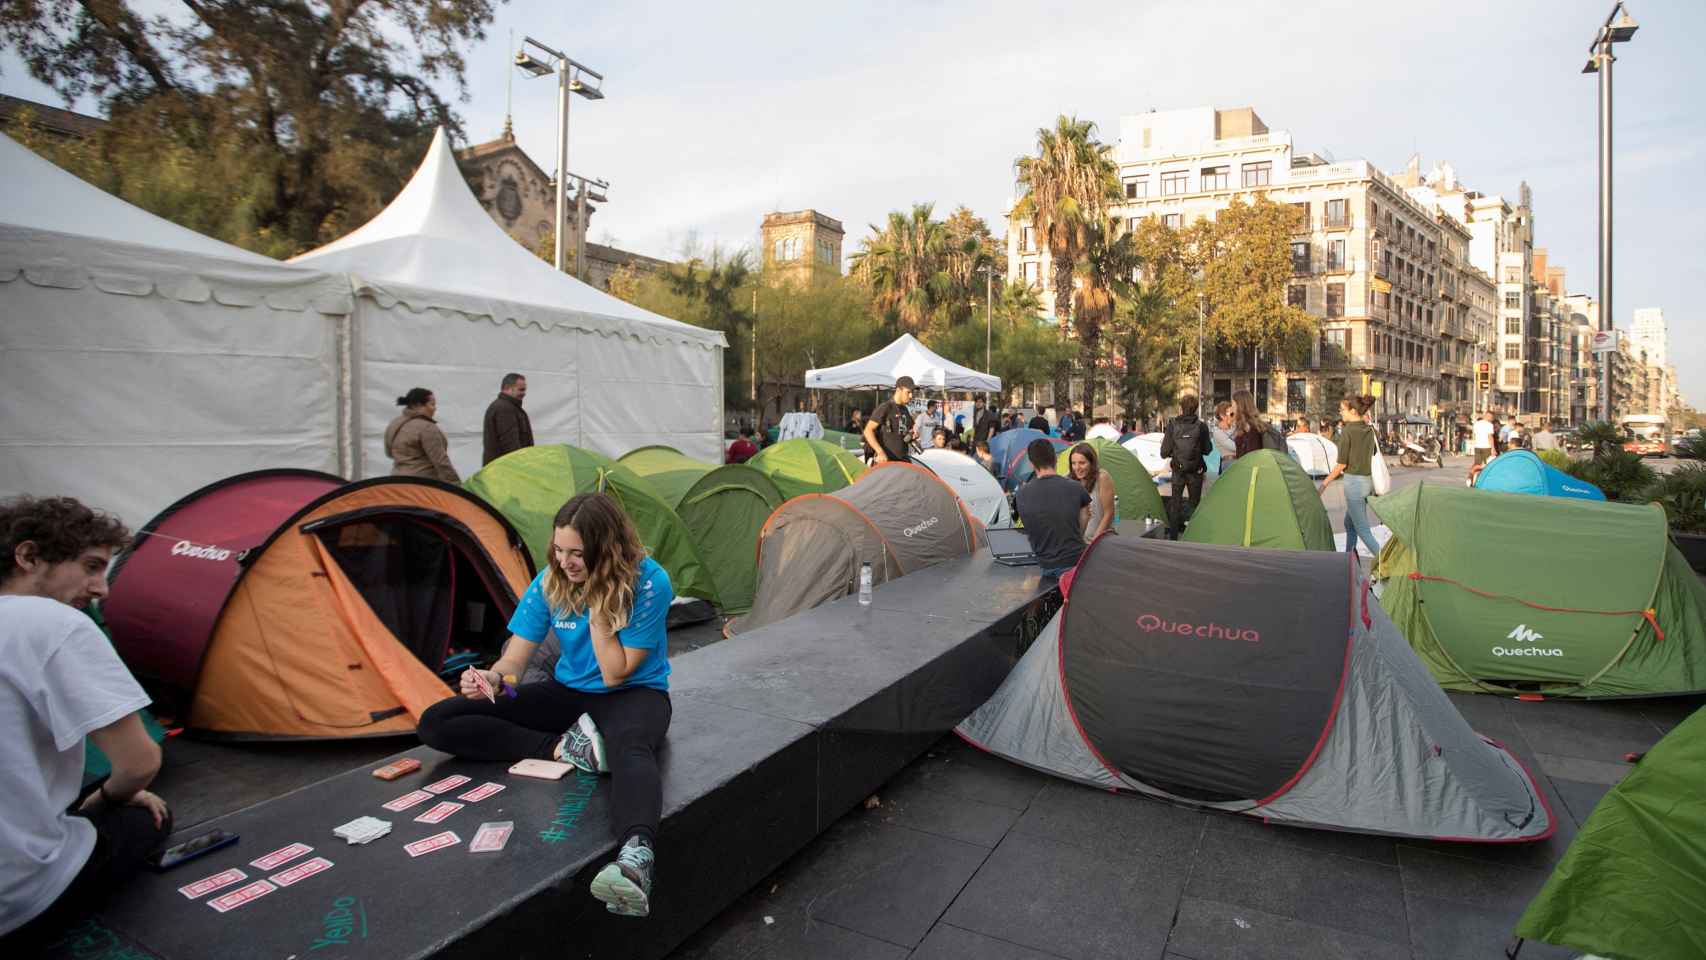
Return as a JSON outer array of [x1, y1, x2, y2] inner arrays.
[[1650, 464, 1706, 534], [1565, 450, 1658, 504], [1537, 449, 1573, 471]]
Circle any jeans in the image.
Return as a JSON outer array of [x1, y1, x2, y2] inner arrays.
[[418, 682, 671, 844], [1341, 473, 1381, 558], [1168, 470, 1205, 539]]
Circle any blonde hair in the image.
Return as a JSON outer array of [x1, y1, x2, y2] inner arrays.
[[542, 493, 645, 631]]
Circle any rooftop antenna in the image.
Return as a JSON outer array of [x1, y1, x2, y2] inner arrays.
[[503, 28, 514, 140]]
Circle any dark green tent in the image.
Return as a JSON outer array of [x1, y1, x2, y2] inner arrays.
[[617, 445, 782, 614], [1372, 482, 1706, 698], [1182, 449, 1333, 550], [746, 438, 866, 501], [1514, 704, 1706, 959], [1056, 438, 1167, 527], [465, 444, 717, 604]]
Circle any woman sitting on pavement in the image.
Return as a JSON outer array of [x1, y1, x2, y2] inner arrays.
[[1319, 395, 1382, 559], [1067, 442, 1117, 541], [418, 492, 672, 918]]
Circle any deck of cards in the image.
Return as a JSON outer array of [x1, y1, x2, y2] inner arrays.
[[470, 821, 513, 854], [334, 816, 393, 845], [471, 668, 496, 702]]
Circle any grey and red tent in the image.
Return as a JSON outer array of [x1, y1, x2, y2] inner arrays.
[[957, 535, 1554, 842]]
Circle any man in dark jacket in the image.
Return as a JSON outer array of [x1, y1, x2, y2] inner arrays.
[[1159, 393, 1213, 540], [482, 373, 534, 466]]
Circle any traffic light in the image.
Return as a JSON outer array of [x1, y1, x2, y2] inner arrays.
[[1476, 361, 1491, 390]]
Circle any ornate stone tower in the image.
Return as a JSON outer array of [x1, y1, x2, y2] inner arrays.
[[760, 210, 843, 285]]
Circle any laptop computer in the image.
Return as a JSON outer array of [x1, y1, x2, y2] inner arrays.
[[985, 526, 1037, 566]]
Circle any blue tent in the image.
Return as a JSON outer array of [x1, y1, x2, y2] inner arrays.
[[1474, 450, 1605, 501], [1004, 437, 1071, 492], [989, 428, 1048, 483]]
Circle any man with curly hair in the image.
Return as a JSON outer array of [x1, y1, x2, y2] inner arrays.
[[0, 496, 172, 948]]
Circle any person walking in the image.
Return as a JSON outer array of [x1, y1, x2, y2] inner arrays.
[[1471, 410, 1496, 469], [1067, 442, 1117, 541], [1320, 395, 1381, 559], [385, 388, 459, 483], [418, 493, 673, 918], [1210, 400, 1237, 473], [1014, 439, 1090, 578], [864, 377, 916, 464], [1160, 394, 1213, 539], [482, 373, 534, 466], [1532, 421, 1560, 452]]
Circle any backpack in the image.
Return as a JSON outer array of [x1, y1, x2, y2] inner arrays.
[[1169, 417, 1207, 475], [1261, 424, 1286, 452]]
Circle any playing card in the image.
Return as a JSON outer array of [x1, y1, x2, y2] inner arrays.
[[382, 790, 434, 812], [269, 856, 333, 888], [457, 781, 505, 803], [372, 758, 422, 781], [414, 801, 464, 825], [469, 821, 514, 853], [178, 868, 247, 900], [334, 815, 389, 839], [206, 879, 276, 913], [423, 774, 471, 795], [471, 669, 496, 703], [249, 842, 312, 871], [404, 831, 460, 857]]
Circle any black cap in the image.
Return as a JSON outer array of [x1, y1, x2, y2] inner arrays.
[[894, 376, 916, 389]]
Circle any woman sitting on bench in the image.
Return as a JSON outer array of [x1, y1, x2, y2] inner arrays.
[[418, 492, 672, 918]]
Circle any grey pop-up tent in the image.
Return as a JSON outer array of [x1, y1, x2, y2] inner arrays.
[[957, 535, 1554, 842], [726, 463, 984, 636]]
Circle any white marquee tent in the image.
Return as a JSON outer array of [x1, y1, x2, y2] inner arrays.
[[805, 333, 1001, 392], [292, 128, 727, 471], [0, 132, 351, 529]]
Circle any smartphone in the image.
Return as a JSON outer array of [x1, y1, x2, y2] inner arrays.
[[508, 758, 573, 781], [149, 829, 239, 871]]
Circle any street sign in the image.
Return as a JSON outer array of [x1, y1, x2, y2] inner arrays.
[[1591, 329, 1620, 354]]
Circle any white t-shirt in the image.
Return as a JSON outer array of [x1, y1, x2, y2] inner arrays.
[[1472, 420, 1495, 450], [0, 596, 150, 935], [776, 412, 824, 442]]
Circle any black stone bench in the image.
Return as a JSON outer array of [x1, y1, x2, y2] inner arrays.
[[49, 553, 1056, 960]]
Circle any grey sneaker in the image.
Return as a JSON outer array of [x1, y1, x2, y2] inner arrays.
[[553, 713, 607, 774], [589, 835, 654, 917]]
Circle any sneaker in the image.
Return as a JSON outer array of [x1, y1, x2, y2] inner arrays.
[[553, 713, 607, 774], [589, 835, 654, 917]]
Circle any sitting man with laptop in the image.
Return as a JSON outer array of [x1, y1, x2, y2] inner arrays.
[[1012, 438, 1090, 578]]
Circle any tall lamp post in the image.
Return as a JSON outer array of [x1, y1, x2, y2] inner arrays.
[[981, 264, 994, 374], [1196, 292, 1206, 401], [515, 37, 604, 274], [1582, 2, 1638, 423]]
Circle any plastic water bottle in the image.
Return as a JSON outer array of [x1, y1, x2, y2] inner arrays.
[[858, 562, 873, 605]]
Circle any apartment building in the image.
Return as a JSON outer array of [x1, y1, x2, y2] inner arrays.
[[1008, 106, 1446, 426], [1562, 294, 1600, 424]]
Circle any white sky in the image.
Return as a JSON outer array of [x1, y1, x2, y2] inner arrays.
[[4, 0, 1701, 404]]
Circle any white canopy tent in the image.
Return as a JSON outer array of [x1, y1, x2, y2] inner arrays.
[[0, 132, 351, 530], [805, 333, 1001, 392], [293, 128, 727, 471]]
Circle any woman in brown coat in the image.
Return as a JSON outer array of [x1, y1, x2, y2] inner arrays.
[[384, 388, 459, 483]]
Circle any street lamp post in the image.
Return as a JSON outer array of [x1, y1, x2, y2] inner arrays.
[[515, 37, 604, 274], [983, 265, 994, 374], [1582, 2, 1637, 423]]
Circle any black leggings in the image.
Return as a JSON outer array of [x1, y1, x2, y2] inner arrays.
[[417, 683, 671, 844]]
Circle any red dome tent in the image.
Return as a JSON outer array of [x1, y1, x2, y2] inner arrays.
[[104, 471, 534, 739]]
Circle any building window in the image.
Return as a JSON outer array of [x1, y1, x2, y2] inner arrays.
[[1370, 202, 1380, 227], [1287, 285, 1307, 309], [1241, 161, 1272, 187], [1124, 177, 1149, 199], [1327, 239, 1346, 272], [1201, 165, 1229, 190], [817, 239, 835, 264], [1162, 213, 1183, 230], [1326, 283, 1345, 318], [1161, 170, 1189, 195], [1290, 241, 1311, 274], [1128, 217, 1140, 234], [1290, 202, 1310, 230], [1325, 328, 1347, 350], [1505, 317, 1522, 335], [1374, 290, 1390, 308], [1325, 198, 1349, 228], [1505, 343, 1521, 360], [1503, 368, 1521, 387], [1023, 260, 1039, 287], [1504, 268, 1521, 284], [1287, 379, 1307, 410], [1504, 291, 1521, 309]]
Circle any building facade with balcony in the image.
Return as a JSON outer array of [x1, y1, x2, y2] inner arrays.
[[1007, 106, 1446, 428]]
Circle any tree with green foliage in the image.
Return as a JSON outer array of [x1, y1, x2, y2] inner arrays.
[[925, 282, 1072, 405], [2, 0, 499, 257], [849, 203, 953, 335], [1198, 196, 1316, 386], [1071, 220, 1141, 408], [606, 247, 755, 410]]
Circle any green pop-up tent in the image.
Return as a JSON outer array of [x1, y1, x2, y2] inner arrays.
[[1514, 704, 1706, 959], [618, 445, 783, 614], [1056, 438, 1166, 526], [1182, 449, 1333, 550], [1372, 482, 1706, 698], [465, 444, 717, 604], [746, 438, 866, 501]]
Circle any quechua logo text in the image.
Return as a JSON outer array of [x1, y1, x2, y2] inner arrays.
[[1135, 613, 1260, 643]]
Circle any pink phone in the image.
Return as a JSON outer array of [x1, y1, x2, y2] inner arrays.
[[508, 758, 573, 780]]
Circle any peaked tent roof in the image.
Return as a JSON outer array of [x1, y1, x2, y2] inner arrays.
[[291, 128, 723, 350], [1183, 449, 1333, 550], [805, 333, 1001, 391]]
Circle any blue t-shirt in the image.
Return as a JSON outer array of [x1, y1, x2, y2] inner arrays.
[[507, 556, 672, 692]]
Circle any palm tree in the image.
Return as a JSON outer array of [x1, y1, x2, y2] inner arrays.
[[1013, 115, 1121, 406], [849, 203, 952, 334], [1071, 220, 1139, 409]]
